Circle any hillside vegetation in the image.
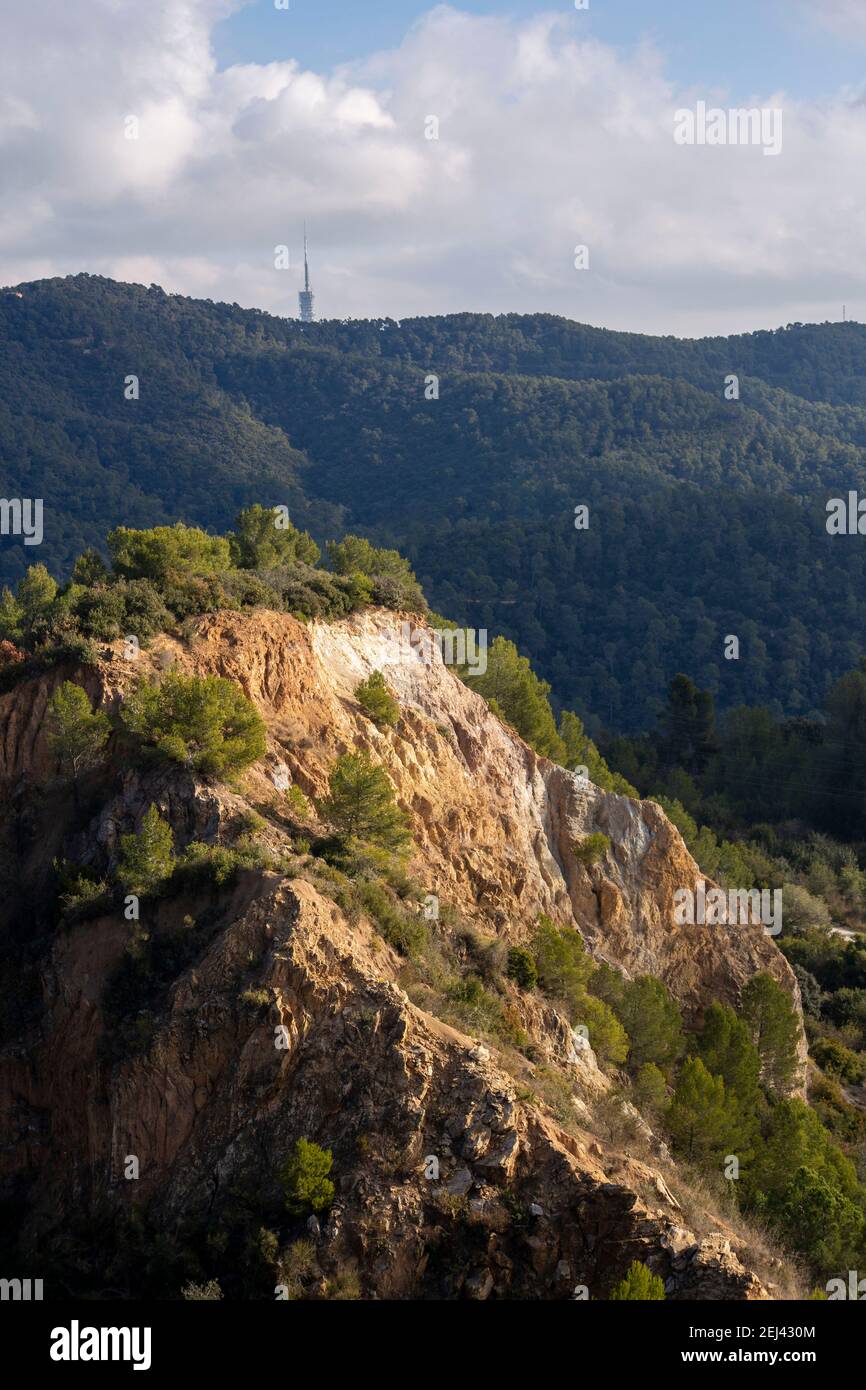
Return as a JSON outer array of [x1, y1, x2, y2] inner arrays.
[[4, 276, 866, 726]]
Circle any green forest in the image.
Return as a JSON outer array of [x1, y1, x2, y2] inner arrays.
[[4, 274, 866, 728]]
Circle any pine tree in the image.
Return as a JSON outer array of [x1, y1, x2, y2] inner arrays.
[[616, 975, 683, 1074], [531, 915, 592, 1012], [116, 804, 175, 896], [280, 1138, 335, 1215], [229, 504, 320, 569], [122, 672, 266, 778], [318, 751, 411, 851], [354, 670, 400, 728], [633, 1062, 668, 1115], [666, 1057, 738, 1164], [741, 973, 800, 1094], [609, 1260, 665, 1300], [697, 1002, 761, 1105], [466, 636, 566, 761], [46, 681, 111, 798], [17, 563, 57, 633], [658, 673, 718, 774]]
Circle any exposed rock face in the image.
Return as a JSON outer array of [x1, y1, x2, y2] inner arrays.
[[171, 608, 804, 1036], [0, 609, 806, 1299]]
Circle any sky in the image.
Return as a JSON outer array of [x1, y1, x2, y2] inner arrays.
[[2, 0, 866, 335]]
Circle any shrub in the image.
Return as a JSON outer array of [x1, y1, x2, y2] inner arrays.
[[633, 1062, 668, 1114], [280, 1138, 335, 1216], [781, 883, 832, 937], [108, 523, 232, 583], [239, 988, 271, 1012], [181, 1280, 223, 1301], [67, 579, 172, 644], [531, 915, 592, 1014], [46, 681, 111, 793], [217, 570, 283, 612], [578, 994, 629, 1067], [116, 805, 175, 896], [327, 536, 426, 612], [325, 1265, 362, 1300], [317, 751, 411, 851], [354, 670, 400, 728], [793, 964, 823, 1019], [507, 945, 538, 991], [609, 1261, 665, 1301], [284, 784, 311, 818], [122, 671, 266, 778], [229, 504, 320, 569], [58, 871, 110, 917], [358, 879, 428, 957], [811, 1036, 866, 1084], [572, 832, 611, 866], [445, 973, 509, 1036], [278, 1240, 318, 1299], [174, 838, 275, 890]]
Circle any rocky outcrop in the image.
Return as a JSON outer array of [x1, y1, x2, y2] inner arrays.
[[0, 608, 807, 1299], [137, 608, 804, 1041], [0, 874, 773, 1299]]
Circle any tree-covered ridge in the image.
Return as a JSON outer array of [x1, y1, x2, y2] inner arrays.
[[6, 275, 866, 726], [0, 509, 427, 684]]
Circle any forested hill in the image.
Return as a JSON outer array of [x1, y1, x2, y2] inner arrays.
[[3, 272, 866, 728]]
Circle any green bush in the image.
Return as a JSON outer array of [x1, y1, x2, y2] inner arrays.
[[354, 670, 400, 728], [358, 878, 427, 957], [54, 861, 111, 917], [116, 805, 175, 896], [578, 994, 629, 1066], [284, 784, 311, 817], [280, 1138, 335, 1216], [229, 504, 320, 569], [108, 523, 232, 583], [122, 671, 266, 778], [609, 1261, 665, 1301], [572, 832, 611, 866], [507, 945, 538, 991], [46, 680, 111, 784], [326, 536, 426, 613], [811, 1036, 866, 1084], [317, 751, 411, 851], [531, 915, 592, 1014]]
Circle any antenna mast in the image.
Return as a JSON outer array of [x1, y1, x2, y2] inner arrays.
[[298, 224, 315, 323]]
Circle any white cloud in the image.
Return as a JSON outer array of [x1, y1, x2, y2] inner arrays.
[[0, 0, 865, 333], [804, 0, 866, 45]]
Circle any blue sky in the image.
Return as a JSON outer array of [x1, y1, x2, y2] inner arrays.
[[214, 0, 865, 102]]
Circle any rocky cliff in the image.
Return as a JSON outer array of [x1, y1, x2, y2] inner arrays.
[[0, 609, 806, 1300]]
